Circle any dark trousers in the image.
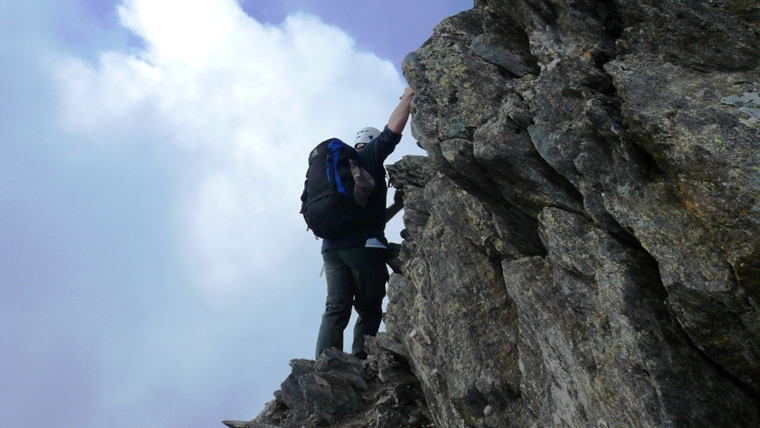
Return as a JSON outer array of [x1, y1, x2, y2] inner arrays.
[[315, 246, 388, 359]]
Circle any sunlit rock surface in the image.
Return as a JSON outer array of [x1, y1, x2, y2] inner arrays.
[[228, 0, 760, 426]]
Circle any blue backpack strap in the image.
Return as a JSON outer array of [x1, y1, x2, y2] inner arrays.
[[328, 139, 350, 197]]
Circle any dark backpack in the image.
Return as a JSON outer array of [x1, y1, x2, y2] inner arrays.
[[300, 138, 375, 239]]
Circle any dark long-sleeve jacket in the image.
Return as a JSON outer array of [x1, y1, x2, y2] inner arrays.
[[321, 126, 401, 252]]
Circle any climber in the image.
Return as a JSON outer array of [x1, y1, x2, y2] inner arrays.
[[315, 86, 414, 360]]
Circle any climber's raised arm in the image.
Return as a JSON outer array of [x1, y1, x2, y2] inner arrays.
[[387, 87, 414, 134]]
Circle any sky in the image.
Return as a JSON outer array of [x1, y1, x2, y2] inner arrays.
[[0, 0, 472, 427]]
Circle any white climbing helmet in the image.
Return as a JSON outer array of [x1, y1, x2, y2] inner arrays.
[[354, 127, 381, 149]]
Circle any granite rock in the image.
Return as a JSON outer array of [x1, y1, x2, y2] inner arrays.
[[229, 1, 760, 426], [388, 0, 759, 426], [223, 336, 433, 428]]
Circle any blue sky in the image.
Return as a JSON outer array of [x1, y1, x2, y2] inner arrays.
[[0, 0, 471, 426]]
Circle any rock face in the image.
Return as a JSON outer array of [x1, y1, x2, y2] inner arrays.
[[223, 337, 433, 428], [388, 0, 760, 426], [228, 1, 760, 427]]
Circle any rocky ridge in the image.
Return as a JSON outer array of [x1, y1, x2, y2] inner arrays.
[[223, 336, 433, 428], [228, 0, 760, 426]]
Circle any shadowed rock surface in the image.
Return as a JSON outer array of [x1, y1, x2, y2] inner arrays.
[[228, 0, 759, 426], [222, 336, 433, 428]]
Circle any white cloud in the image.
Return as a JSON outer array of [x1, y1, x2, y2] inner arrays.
[[56, 0, 407, 296]]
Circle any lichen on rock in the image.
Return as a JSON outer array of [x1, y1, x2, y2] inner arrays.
[[228, 1, 760, 427], [392, 0, 759, 426]]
